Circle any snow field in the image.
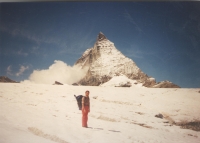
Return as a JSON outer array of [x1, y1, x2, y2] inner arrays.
[[0, 83, 200, 143]]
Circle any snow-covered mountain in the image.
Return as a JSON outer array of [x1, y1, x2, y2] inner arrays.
[[75, 32, 179, 88]]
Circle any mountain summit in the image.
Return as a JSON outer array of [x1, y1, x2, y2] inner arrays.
[[97, 32, 107, 41], [75, 32, 180, 88]]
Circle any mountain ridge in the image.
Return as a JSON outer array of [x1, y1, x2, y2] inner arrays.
[[74, 32, 180, 88], [0, 76, 18, 83]]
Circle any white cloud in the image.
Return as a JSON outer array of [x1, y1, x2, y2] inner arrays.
[[16, 66, 29, 77], [17, 50, 28, 57], [6, 65, 13, 76], [23, 60, 88, 84]]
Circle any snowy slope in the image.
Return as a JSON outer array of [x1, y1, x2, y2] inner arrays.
[[100, 75, 144, 88], [0, 83, 199, 143]]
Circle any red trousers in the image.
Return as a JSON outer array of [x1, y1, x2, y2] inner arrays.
[[82, 106, 89, 127]]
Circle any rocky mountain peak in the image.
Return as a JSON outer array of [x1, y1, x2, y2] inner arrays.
[[97, 32, 107, 41], [75, 32, 156, 87], [74, 32, 180, 88]]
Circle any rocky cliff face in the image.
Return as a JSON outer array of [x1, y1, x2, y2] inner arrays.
[[75, 32, 156, 87]]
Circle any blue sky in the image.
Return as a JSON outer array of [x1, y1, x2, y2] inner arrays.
[[0, 2, 200, 88]]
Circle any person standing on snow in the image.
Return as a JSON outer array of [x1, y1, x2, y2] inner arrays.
[[82, 90, 90, 128]]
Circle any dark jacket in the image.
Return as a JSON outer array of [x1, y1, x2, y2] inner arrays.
[[82, 96, 90, 107]]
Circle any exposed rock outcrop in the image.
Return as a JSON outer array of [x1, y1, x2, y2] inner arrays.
[[152, 81, 180, 88], [0, 76, 18, 83], [72, 83, 79, 86], [53, 81, 63, 85]]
